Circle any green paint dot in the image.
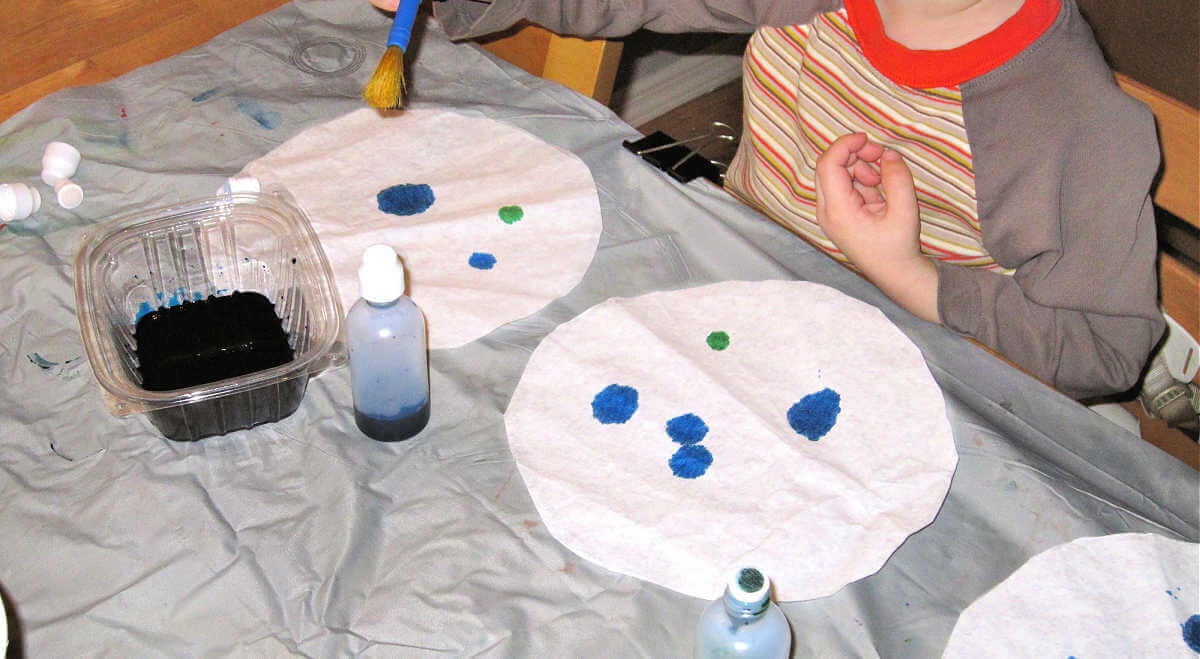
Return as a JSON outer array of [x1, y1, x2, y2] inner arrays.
[[498, 205, 524, 224], [706, 331, 730, 351]]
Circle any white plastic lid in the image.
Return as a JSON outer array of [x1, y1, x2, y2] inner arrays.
[[0, 182, 41, 221], [726, 566, 771, 608], [55, 178, 84, 209], [359, 244, 406, 303]]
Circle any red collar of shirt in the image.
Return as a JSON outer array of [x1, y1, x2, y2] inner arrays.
[[843, 0, 1061, 88]]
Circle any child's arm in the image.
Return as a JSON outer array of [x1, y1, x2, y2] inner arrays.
[[430, 0, 842, 41], [814, 133, 940, 324], [814, 128, 1163, 401]]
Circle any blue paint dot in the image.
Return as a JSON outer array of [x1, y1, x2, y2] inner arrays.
[[669, 444, 713, 478], [377, 183, 436, 216], [469, 252, 497, 270], [1183, 614, 1200, 652], [787, 387, 842, 441], [591, 384, 638, 424], [666, 413, 708, 445]]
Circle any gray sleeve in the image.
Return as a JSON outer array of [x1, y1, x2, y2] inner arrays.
[[432, 0, 841, 40], [949, 0, 1165, 399]]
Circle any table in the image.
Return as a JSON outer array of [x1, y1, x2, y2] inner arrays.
[[0, 2, 1195, 655]]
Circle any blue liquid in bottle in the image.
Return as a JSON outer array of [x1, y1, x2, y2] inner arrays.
[[695, 566, 791, 659], [348, 245, 430, 441]]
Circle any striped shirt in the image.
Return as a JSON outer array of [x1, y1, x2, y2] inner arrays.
[[725, 7, 1013, 272]]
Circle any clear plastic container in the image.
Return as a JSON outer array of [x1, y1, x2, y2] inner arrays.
[[74, 190, 345, 440]]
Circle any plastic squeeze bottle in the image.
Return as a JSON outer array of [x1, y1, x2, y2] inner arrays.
[[695, 566, 792, 659], [347, 244, 430, 441]]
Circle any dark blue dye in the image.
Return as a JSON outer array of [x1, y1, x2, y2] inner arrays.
[[136, 301, 155, 321], [787, 387, 842, 441], [191, 87, 222, 103], [377, 183, 436, 216], [666, 413, 708, 445], [469, 252, 497, 270], [233, 98, 281, 130], [355, 399, 430, 442], [669, 444, 713, 479], [591, 384, 638, 424], [1183, 614, 1200, 652]]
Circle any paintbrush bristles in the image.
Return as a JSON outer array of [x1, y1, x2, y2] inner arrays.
[[363, 46, 406, 110]]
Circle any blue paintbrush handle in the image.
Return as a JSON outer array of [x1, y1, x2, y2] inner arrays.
[[386, 0, 422, 51]]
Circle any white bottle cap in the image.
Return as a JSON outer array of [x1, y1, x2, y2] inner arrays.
[[726, 566, 771, 608], [359, 244, 406, 303], [216, 175, 262, 196], [0, 182, 42, 222], [54, 178, 84, 209], [41, 141, 81, 186]]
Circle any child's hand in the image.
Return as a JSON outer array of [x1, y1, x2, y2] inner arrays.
[[815, 133, 941, 323], [369, 0, 401, 10]]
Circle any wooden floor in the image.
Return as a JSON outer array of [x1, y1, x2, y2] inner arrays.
[[0, 0, 291, 121], [2, 2, 1195, 469]]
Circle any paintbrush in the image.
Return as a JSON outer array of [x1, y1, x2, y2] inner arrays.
[[363, 0, 422, 110]]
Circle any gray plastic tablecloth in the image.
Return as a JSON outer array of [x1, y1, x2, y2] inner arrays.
[[0, 2, 1196, 656]]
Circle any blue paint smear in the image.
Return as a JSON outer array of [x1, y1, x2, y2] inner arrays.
[[234, 98, 281, 129], [666, 413, 709, 445], [468, 252, 497, 270], [191, 87, 222, 103], [1183, 614, 1200, 652], [787, 387, 842, 441], [1168, 589, 1180, 600], [591, 384, 638, 424], [669, 444, 713, 478], [27, 353, 57, 369], [377, 183, 436, 216]]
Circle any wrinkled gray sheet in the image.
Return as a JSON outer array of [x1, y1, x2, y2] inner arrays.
[[0, 2, 1196, 656]]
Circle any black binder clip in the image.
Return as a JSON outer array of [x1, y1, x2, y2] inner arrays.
[[622, 121, 736, 186]]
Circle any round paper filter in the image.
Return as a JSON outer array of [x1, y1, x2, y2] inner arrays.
[[945, 533, 1200, 657], [243, 108, 603, 349], [504, 280, 957, 600]]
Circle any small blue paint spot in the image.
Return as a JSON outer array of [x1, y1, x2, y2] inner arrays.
[[136, 301, 155, 321], [377, 183, 436, 216], [1183, 614, 1200, 652], [1168, 589, 1180, 600], [192, 87, 222, 103], [469, 252, 497, 270], [234, 98, 281, 130], [591, 384, 638, 424], [666, 413, 708, 445], [669, 444, 712, 478], [193, 292, 203, 301], [787, 387, 842, 441]]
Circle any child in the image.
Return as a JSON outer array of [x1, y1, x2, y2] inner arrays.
[[378, 0, 1165, 400]]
